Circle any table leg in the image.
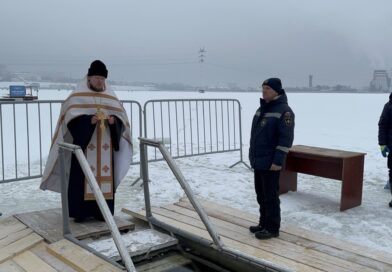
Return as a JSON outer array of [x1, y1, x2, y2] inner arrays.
[[279, 170, 297, 194], [340, 156, 364, 211]]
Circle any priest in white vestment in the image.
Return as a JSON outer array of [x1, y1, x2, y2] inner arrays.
[[40, 60, 132, 222]]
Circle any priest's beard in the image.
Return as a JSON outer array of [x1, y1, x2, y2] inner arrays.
[[88, 81, 105, 92]]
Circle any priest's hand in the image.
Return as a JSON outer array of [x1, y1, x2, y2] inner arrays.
[[91, 115, 99, 125], [108, 116, 115, 125]]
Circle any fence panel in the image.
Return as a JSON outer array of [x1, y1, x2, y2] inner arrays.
[[0, 100, 62, 183], [0, 98, 247, 184], [120, 100, 143, 165], [0, 100, 142, 184], [143, 99, 243, 162]]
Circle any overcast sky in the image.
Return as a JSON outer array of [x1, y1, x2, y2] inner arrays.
[[1, 0, 391, 88]]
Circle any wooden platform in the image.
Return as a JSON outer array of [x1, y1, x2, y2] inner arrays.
[[123, 198, 392, 272], [0, 216, 122, 272], [14, 208, 135, 243], [1, 210, 182, 271]]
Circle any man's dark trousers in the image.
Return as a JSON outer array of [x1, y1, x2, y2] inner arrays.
[[388, 152, 392, 194], [254, 169, 281, 232]]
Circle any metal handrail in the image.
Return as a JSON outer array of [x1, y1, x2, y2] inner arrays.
[[58, 142, 136, 272], [138, 137, 293, 272], [139, 137, 224, 250]]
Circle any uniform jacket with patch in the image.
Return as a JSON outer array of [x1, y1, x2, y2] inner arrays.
[[249, 91, 295, 170], [378, 93, 392, 148]]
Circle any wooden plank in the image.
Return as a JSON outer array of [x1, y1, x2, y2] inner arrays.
[[30, 242, 78, 272], [178, 198, 392, 266], [290, 145, 365, 158], [178, 197, 259, 222], [162, 204, 249, 236], [149, 207, 378, 272], [0, 217, 27, 240], [283, 224, 392, 265], [47, 239, 121, 272], [0, 260, 25, 272], [162, 204, 392, 272], [279, 232, 391, 272], [13, 250, 56, 272], [121, 208, 146, 221], [124, 208, 320, 272], [0, 229, 33, 247], [0, 216, 26, 230], [137, 254, 191, 272], [174, 201, 254, 226], [14, 208, 135, 243], [0, 233, 43, 263], [121, 209, 144, 220]]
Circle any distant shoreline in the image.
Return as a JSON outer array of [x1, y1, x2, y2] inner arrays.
[[0, 82, 390, 94]]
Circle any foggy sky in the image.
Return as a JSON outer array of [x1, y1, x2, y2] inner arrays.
[[1, 0, 391, 88]]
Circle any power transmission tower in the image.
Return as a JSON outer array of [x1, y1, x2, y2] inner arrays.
[[198, 47, 206, 63], [198, 47, 206, 91]]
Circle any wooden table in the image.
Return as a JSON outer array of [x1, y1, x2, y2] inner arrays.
[[279, 145, 366, 211]]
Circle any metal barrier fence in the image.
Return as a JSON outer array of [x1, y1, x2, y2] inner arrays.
[[0, 100, 143, 184], [0, 100, 62, 184], [143, 99, 248, 168], [119, 100, 143, 166], [0, 98, 248, 184]]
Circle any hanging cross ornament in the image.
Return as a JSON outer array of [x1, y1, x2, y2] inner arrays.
[[96, 107, 107, 133]]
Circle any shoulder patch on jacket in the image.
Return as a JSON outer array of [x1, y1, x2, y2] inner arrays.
[[284, 112, 293, 126]]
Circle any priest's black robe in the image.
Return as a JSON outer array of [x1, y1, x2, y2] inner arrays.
[[67, 114, 123, 221]]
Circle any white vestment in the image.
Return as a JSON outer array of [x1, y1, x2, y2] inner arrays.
[[40, 77, 132, 195]]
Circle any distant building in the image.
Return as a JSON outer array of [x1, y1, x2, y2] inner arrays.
[[370, 70, 390, 92], [0, 64, 11, 81], [11, 72, 42, 82], [308, 75, 313, 88]]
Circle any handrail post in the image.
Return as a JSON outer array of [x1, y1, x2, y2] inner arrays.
[[139, 137, 224, 250], [158, 144, 224, 250], [140, 141, 152, 218], [58, 142, 136, 272], [59, 148, 70, 235]]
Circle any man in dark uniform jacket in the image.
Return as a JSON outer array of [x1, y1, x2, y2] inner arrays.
[[249, 78, 295, 239], [378, 92, 392, 208]]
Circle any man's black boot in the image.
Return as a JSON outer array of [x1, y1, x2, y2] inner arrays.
[[249, 225, 264, 233], [389, 200, 392, 208], [255, 229, 279, 240]]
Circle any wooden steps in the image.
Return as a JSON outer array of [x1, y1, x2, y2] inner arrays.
[[0, 217, 43, 264], [0, 216, 123, 272], [14, 208, 135, 243], [122, 198, 392, 272], [47, 239, 121, 272], [12, 250, 57, 272]]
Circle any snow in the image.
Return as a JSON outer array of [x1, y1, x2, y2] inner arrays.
[[85, 229, 177, 259], [1, 87, 392, 254]]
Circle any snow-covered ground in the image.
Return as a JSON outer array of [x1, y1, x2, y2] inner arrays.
[[1, 86, 392, 254]]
